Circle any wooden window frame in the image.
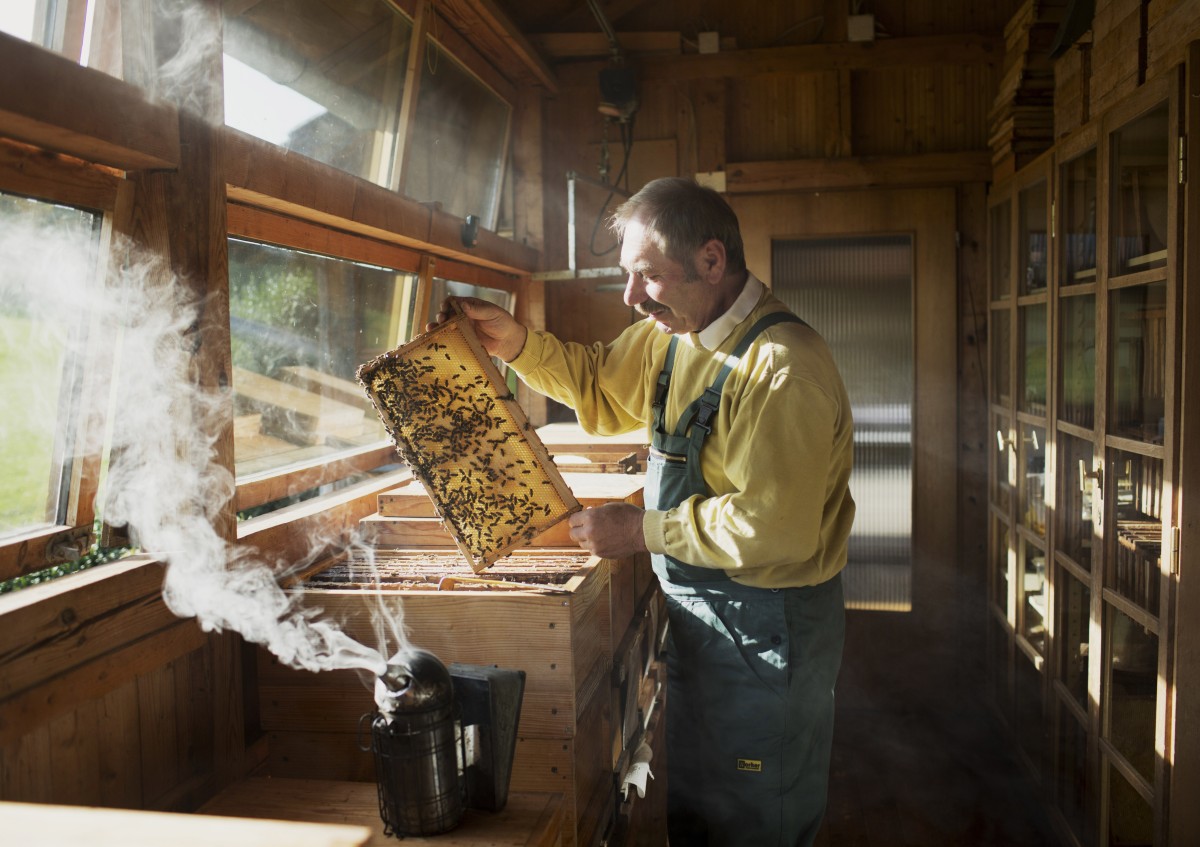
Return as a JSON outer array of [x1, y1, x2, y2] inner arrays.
[[0, 138, 125, 582]]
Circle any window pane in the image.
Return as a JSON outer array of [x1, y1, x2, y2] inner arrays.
[[1060, 149, 1098, 285], [991, 306, 1011, 406], [0, 0, 89, 63], [1111, 450, 1162, 614], [228, 238, 417, 480], [1110, 282, 1166, 445], [1105, 602, 1157, 785], [0, 192, 101, 537], [1056, 564, 1090, 708], [1021, 540, 1047, 655], [1059, 293, 1095, 429], [404, 39, 512, 228], [1057, 432, 1095, 571], [992, 518, 1011, 617], [1020, 302, 1048, 416], [1111, 103, 1169, 276], [1019, 180, 1048, 295], [1056, 701, 1088, 844], [1107, 761, 1152, 847], [993, 411, 1014, 513], [1020, 422, 1047, 537], [223, 0, 413, 186]]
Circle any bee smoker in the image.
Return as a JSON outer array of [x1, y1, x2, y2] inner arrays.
[[362, 646, 525, 838]]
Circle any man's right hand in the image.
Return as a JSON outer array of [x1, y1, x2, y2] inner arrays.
[[427, 296, 529, 363]]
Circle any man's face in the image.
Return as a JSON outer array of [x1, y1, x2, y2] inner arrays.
[[619, 219, 714, 335]]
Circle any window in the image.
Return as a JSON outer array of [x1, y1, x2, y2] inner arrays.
[[228, 234, 420, 510], [222, 0, 513, 231], [0, 191, 102, 541], [404, 39, 512, 228], [223, 0, 414, 187]]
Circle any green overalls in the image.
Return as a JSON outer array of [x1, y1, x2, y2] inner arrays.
[[646, 312, 845, 846]]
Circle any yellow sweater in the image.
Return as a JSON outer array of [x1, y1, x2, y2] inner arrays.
[[510, 287, 855, 589]]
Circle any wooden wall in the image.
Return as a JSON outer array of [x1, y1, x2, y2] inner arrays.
[[0, 558, 246, 811]]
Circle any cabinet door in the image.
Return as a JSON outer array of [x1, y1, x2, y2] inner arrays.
[[988, 155, 1053, 765], [1045, 77, 1179, 847]]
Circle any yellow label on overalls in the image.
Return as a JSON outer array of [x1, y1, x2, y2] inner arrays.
[[736, 758, 762, 772]]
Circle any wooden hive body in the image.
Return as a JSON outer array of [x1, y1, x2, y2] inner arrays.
[[260, 465, 664, 846]]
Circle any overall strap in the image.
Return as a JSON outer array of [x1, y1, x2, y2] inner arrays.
[[673, 311, 805, 439], [651, 335, 681, 435]]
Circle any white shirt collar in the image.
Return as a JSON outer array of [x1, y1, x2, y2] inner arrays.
[[685, 273, 765, 350]]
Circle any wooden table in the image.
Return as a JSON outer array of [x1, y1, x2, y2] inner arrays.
[[0, 800, 372, 847], [199, 777, 565, 846]]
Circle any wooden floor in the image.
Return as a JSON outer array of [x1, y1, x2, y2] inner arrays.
[[816, 699, 1062, 846], [814, 611, 1063, 847]]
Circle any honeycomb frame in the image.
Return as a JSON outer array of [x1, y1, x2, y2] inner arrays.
[[357, 311, 580, 571]]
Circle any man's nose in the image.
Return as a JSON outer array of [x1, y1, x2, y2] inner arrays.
[[623, 271, 644, 307]]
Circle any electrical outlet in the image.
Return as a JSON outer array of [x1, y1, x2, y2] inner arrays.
[[848, 14, 875, 42]]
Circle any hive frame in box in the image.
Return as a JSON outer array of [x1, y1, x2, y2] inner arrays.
[[357, 311, 580, 571]]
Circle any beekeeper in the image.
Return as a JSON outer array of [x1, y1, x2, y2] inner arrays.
[[431, 176, 855, 847]]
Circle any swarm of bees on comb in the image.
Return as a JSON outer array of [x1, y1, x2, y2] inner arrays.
[[357, 309, 580, 571]]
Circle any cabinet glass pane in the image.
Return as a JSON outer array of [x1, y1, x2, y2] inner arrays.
[[1056, 564, 1090, 708], [1059, 294, 1096, 428], [1022, 541, 1047, 654], [1061, 148, 1098, 285], [991, 307, 1011, 406], [1020, 303, 1048, 416], [991, 199, 1012, 299], [1016, 647, 1046, 767], [1020, 180, 1049, 294], [993, 519, 1012, 616], [1056, 701, 1088, 844], [993, 411, 1014, 513], [1111, 102, 1169, 276], [1110, 282, 1167, 444], [1021, 422, 1047, 537], [1106, 604, 1157, 785], [1111, 450, 1163, 613], [1107, 762, 1152, 847], [1057, 432, 1095, 570]]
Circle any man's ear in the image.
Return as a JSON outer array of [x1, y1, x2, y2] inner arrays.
[[698, 238, 727, 284]]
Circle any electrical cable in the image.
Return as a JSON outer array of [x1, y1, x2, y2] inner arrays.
[[588, 116, 634, 256]]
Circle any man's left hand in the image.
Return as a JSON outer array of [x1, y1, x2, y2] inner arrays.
[[567, 503, 648, 559]]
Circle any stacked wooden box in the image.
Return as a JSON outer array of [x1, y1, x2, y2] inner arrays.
[[256, 428, 665, 847]]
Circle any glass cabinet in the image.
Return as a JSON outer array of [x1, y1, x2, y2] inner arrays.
[[988, 74, 1179, 847]]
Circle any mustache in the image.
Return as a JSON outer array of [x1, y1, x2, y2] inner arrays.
[[635, 298, 667, 317]]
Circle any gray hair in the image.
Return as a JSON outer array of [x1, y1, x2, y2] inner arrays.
[[608, 177, 746, 275]]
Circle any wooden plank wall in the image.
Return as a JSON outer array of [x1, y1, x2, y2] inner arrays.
[[0, 558, 244, 812], [1055, 0, 1200, 140]]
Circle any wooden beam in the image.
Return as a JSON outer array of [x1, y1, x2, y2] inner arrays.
[[530, 31, 683, 59], [0, 139, 123, 211], [434, 0, 560, 93], [0, 31, 179, 171], [634, 33, 1001, 82], [223, 129, 541, 274], [725, 151, 994, 193]]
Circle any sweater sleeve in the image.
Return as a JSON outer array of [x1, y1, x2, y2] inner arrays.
[[508, 324, 657, 437]]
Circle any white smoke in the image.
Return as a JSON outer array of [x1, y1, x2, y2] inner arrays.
[[1, 209, 395, 679]]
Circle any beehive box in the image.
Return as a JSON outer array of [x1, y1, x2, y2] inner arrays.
[[258, 550, 625, 847], [356, 313, 580, 571]]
